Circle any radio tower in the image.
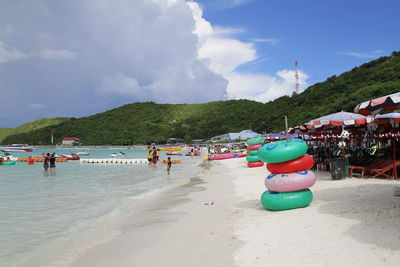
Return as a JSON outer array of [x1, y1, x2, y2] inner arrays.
[[294, 60, 299, 95]]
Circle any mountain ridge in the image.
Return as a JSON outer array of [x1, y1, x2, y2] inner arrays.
[[1, 51, 399, 145]]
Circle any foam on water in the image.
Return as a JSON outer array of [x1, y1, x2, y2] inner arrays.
[[0, 148, 203, 266]]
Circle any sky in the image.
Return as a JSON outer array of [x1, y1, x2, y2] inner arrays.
[[0, 0, 399, 127]]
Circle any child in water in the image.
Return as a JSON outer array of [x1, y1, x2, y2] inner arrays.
[[167, 157, 172, 174]]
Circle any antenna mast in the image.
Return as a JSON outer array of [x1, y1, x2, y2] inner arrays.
[[294, 60, 299, 95]]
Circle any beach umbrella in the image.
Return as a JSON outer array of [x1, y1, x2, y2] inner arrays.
[[306, 111, 373, 129], [265, 133, 310, 140], [375, 112, 400, 122], [354, 92, 400, 116]]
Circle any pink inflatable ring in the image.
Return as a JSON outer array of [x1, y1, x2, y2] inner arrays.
[[264, 170, 316, 192]]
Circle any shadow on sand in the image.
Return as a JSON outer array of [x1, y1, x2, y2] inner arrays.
[[316, 183, 400, 250]]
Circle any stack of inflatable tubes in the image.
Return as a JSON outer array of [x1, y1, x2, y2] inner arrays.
[[257, 139, 316, 211], [246, 137, 264, 168]]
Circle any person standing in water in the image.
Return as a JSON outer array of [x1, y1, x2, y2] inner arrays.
[[49, 153, 56, 172], [43, 153, 50, 171], [167, 157, 172, 174]]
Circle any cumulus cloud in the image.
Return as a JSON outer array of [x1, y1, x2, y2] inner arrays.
[[0, 0, 228, 126], [226, 70, 309, 102], [190, 2, 308, 103], [0, 0, 307, 127]]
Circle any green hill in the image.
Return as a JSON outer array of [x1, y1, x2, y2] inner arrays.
[[0, 118, 70, 144], [2, 51, 400, 145]]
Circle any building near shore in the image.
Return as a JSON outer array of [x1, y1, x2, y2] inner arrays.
[[61, 137, 81, 145], [211, 130, 261, 142]]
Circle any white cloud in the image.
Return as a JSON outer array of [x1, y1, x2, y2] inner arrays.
[[38, 49, 78, 60], [28, 103, 45, 109], [190, 2, 308, 103], [226, 70, 309, 102], [0, 41, 27, 63]]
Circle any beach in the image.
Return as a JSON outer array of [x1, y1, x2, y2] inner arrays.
[[72, 157, 400, 267]]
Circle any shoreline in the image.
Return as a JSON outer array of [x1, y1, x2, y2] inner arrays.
[[71, 159, 239, 267], [70, 157, 400, 267]]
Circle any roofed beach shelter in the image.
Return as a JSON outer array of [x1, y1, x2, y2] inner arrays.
[[61, 137, 81, 145], [211, 130, 261, 142]]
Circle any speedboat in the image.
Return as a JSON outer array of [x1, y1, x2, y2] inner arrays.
[[76, 151, 90, 156], [110, 152, 126, 157], [0, 144, 33, 152], [60, 153, 80, 160]]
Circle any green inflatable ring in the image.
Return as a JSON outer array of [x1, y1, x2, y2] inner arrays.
[[261, 189, 313, 211], [249, 150, 258, 156], [247, 137, 264, 146], [257, 139, 308, 163], [246, 155, 260, 162], [3, 160, 16, 166]]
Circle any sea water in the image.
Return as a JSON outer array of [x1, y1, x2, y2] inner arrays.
[[0, 148, 204, 267]]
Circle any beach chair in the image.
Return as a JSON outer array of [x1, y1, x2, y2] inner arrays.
[[366, 160, 400, 179]]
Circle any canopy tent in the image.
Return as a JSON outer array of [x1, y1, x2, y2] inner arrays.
[[354, 92, 400, 116], [306, 111, 373, 129]]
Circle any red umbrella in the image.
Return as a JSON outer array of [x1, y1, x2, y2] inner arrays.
[[354, 92, 400, 116]]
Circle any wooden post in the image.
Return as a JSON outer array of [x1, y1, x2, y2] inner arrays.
[[284, 115, 289, 142]]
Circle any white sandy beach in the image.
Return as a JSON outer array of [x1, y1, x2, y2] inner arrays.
[[72, 157, 400, 267]]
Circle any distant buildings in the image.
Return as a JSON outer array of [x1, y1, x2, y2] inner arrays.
[[210, 130, 261, 142], [61, 137, 81, 146]]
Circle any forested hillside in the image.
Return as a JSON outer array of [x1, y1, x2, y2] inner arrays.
[[2, 51, 400, 145], [0, 118, 70, 144]]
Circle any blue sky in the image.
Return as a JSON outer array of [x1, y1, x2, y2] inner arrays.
[[197, 0, 400, 82], [0, 0, 399, 127]]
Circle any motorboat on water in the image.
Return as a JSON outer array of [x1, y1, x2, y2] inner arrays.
[[76, 151, 90, 156], [110, 152, 126, 157], [0, 144, 33, 152], [60, 153, 80, 160]]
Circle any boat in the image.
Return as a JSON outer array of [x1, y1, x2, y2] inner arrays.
[[61, 153, 80, 160], [0, 144, 33, 152], [76, 151, 90, 156], [110, 152, 126, 157]]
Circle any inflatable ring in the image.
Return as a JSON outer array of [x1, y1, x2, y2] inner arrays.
[[261, 189, 313, 211], [248, 161, 264, 168], [3, 160, 17, 166], [267, 154, 314, 174], [249, 150, 258, 156], [247, 144, 262, 151], [264, 170, 316, 192], [247, 137, 265, 146], [257, 139, 307, 163], [246, 155, 260, 162]]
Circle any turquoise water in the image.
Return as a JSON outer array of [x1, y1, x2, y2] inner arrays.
[[0, 148, 203, 267]]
